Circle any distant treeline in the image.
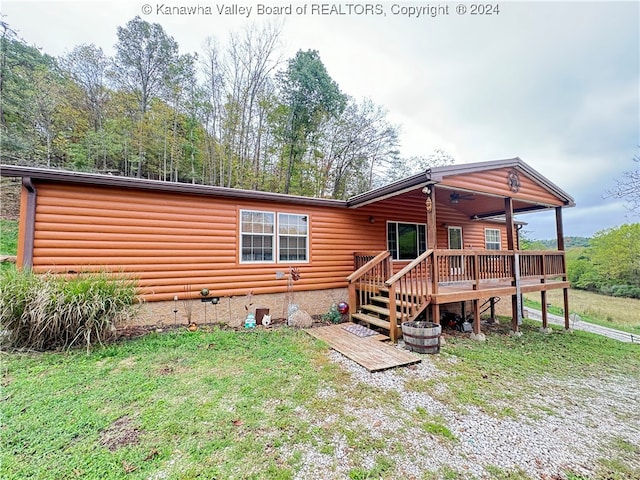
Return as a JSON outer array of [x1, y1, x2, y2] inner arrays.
[[523, 225, 640, 299], [522, 236, 591, 250], [0, 16, 450, 199]]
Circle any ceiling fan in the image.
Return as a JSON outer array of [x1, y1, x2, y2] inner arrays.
[[449, 192, 475, 204]]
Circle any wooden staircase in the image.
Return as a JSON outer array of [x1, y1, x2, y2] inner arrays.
[[347, 250, 434, 342], [351, 287, 420, 338]]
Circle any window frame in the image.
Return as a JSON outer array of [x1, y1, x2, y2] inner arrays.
[[448, 226, 463, 250], [239, 209, 310, 265], [239, 209, 276, 264], [484, 228, 501, 251], [387, 221, 427, 261], [277, 212, 309, 263]]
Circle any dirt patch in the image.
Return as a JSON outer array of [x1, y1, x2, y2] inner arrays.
[[1, 177, 21, 220], [99, 416, 141, 451]]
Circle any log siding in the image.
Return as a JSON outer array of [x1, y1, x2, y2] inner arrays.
[[24, 181, 513, 302]]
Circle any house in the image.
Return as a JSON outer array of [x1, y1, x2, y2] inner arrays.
[[0, 158, 574, 340]]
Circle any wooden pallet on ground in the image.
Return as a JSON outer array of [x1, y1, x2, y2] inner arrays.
[[305, 322, 420, 372]]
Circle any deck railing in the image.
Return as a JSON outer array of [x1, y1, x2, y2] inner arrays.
[[348, 249, 566, 341], [348, 251, 392, 314], [435, 250, 515, 284], [384, 249, 434, 341], [433, 249, 567, 291], [519, 251, 566, 279]]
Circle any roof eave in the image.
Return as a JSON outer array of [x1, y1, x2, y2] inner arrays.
[[347, 171, 434, 207], [0, 165, 348, 208], [430, 157, 575, 207]]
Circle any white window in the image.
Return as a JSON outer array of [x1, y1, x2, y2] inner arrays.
[[485, 228, 501, 250], [278, 213, 308, 262], [448, 226, 463, 250], [387, 222, 427, 260], [240, 210, 309, 263], [240, 210, 275, 262]]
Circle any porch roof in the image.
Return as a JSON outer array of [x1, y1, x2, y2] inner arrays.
[[347, 157, 575, 218]]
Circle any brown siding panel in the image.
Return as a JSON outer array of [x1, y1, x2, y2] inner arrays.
[[32, 183, 384, 301], [30, 182, 511, 302]]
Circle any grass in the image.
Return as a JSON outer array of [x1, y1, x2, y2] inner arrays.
[[3, 322, 640, 479], [2, 328, 334, 479], [0, 219, 18, 256], [524, 288, 640, 335], [1, 219, 18, 272]]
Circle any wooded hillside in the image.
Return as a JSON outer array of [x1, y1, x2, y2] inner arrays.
[[0, 17, 449, 199]]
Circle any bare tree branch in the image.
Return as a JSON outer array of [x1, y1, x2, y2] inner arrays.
[[604, 150, 640, 214]]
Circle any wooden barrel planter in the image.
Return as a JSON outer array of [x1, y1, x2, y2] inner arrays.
[[401, 321, 441, 354]]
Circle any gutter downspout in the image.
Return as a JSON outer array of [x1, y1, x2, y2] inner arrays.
[[22, 177, 36, 270]]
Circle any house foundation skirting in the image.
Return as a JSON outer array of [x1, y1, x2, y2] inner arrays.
[[131, 288, 349, 328]]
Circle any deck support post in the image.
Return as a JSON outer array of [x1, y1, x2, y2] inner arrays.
[[490, 298, 496, 322], [431, 303, 440, 325], [511, 296, 519, 332], [563, 288, 570, 330], [505, 197, 522, 333], [556, 207, 570, 330], [541, 290, 548, 329], [472, 299, 480, 334]]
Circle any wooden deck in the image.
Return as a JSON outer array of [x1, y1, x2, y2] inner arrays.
[[305, 322, 421, 372], [433, 278, 570, 303]]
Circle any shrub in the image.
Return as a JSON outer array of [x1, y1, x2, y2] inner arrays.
[[0, 269, 139, 351], [322, 303, 343, 323], [600, 284, 640, 299]]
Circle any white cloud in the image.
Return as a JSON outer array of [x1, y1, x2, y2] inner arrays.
[[3, 0, 639, 238]]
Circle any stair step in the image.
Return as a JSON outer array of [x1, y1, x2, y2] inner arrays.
[[361, 304, 393, 317], [351, 312, 391, 331], [370, 295, 414, 309]]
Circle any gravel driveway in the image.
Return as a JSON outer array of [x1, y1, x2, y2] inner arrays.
[[291, 349, 640, 479]]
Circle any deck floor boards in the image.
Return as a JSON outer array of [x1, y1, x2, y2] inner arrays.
[[305, 322, 421, 372]]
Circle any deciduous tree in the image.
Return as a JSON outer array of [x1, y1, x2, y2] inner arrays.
[[111, 16, 179, 177], [605, 151, 640, 214], [275, 49, 346, 194]]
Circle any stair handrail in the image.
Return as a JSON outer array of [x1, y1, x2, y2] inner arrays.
[[384, 249, 434, 342], [347, 250, 390, 283], [347, 251, 391, 325], [384, 249, 434, 286]]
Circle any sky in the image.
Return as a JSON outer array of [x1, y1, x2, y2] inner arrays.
[[3, 0, 639, 239]]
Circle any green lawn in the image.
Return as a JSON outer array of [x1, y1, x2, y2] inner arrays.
[[1, 219, 18, 255], [2, 323, 639, 479], [1, 219, 18, 272]]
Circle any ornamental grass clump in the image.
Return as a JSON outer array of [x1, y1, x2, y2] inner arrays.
[[0, 268, 138, 351]]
